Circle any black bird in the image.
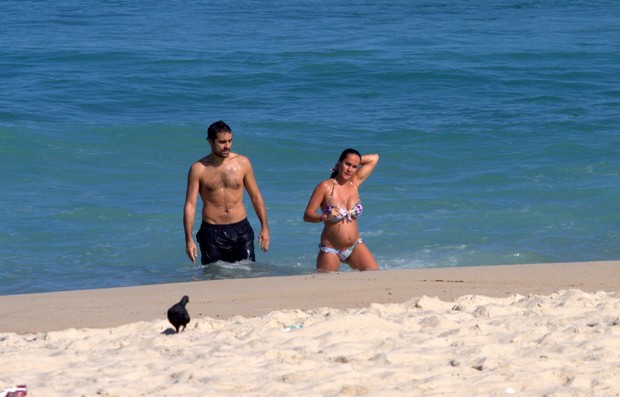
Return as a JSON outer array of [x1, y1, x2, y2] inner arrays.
[[167, 295, 190, 333]]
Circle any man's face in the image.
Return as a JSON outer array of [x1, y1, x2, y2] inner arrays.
[[209, 131, 232, 158]]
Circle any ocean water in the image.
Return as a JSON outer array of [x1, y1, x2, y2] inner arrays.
[[1, 0, 619, 295]]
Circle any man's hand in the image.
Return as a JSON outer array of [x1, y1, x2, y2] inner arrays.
[[186, 240, 198, 263], [258, 228, 270, 252]]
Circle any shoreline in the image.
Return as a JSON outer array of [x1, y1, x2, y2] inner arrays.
[[1, 260, 618, 334], [2, 260, 619, 396]]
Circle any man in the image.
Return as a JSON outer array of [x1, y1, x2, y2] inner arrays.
[[184, 120, 269, 265]]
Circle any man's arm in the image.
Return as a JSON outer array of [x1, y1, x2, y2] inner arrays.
[[183, 164, 200, 263], [242, 158, 270, 252]]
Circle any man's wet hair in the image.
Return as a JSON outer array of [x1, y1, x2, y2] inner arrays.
[[207, 120, 232, 141]]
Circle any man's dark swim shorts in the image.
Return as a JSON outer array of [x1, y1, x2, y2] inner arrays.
[[196, 218, 255, 265]]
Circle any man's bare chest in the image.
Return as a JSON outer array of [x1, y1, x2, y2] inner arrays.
[[200, 167, 243, 192]]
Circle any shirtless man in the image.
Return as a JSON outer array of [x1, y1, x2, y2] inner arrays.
[[184, 120, 269, 265]]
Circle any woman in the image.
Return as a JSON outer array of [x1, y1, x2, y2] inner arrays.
[[304, 148, 380, 272]]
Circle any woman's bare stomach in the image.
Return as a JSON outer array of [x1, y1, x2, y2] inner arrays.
[[320, 222, 361, 249]]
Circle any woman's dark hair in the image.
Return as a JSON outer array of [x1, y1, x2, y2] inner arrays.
[[330, 148, 361, 178]]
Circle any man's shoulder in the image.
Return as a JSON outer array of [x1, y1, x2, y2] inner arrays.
[[229, 152, 252, 167], [229, 152, 249, 161], [191, 156, 210, 168]]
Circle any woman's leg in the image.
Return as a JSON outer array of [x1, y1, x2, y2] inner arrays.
[[316, 250, 341, 272], [346, 242, 379, 271]]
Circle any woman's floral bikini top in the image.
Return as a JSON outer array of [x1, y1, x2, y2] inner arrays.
[[323, 179, 363, 222]]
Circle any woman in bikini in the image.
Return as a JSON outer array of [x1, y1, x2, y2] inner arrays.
[[304, 148, 380, 272]]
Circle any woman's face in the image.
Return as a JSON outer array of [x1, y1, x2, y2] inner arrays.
[[339, 154, 361, 179]]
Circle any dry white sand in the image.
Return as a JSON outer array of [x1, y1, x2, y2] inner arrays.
[[1, 261, 619, 396]]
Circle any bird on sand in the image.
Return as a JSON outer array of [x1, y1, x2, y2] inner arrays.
[[167, 295, 190, 333]]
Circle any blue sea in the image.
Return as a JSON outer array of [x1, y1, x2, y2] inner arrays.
[[1, 0, 619, 296]]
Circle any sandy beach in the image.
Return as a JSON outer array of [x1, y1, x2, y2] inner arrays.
[[1, 261, 619, 396]]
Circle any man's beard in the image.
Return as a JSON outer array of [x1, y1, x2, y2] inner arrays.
[[215, 149, 230, 158]]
